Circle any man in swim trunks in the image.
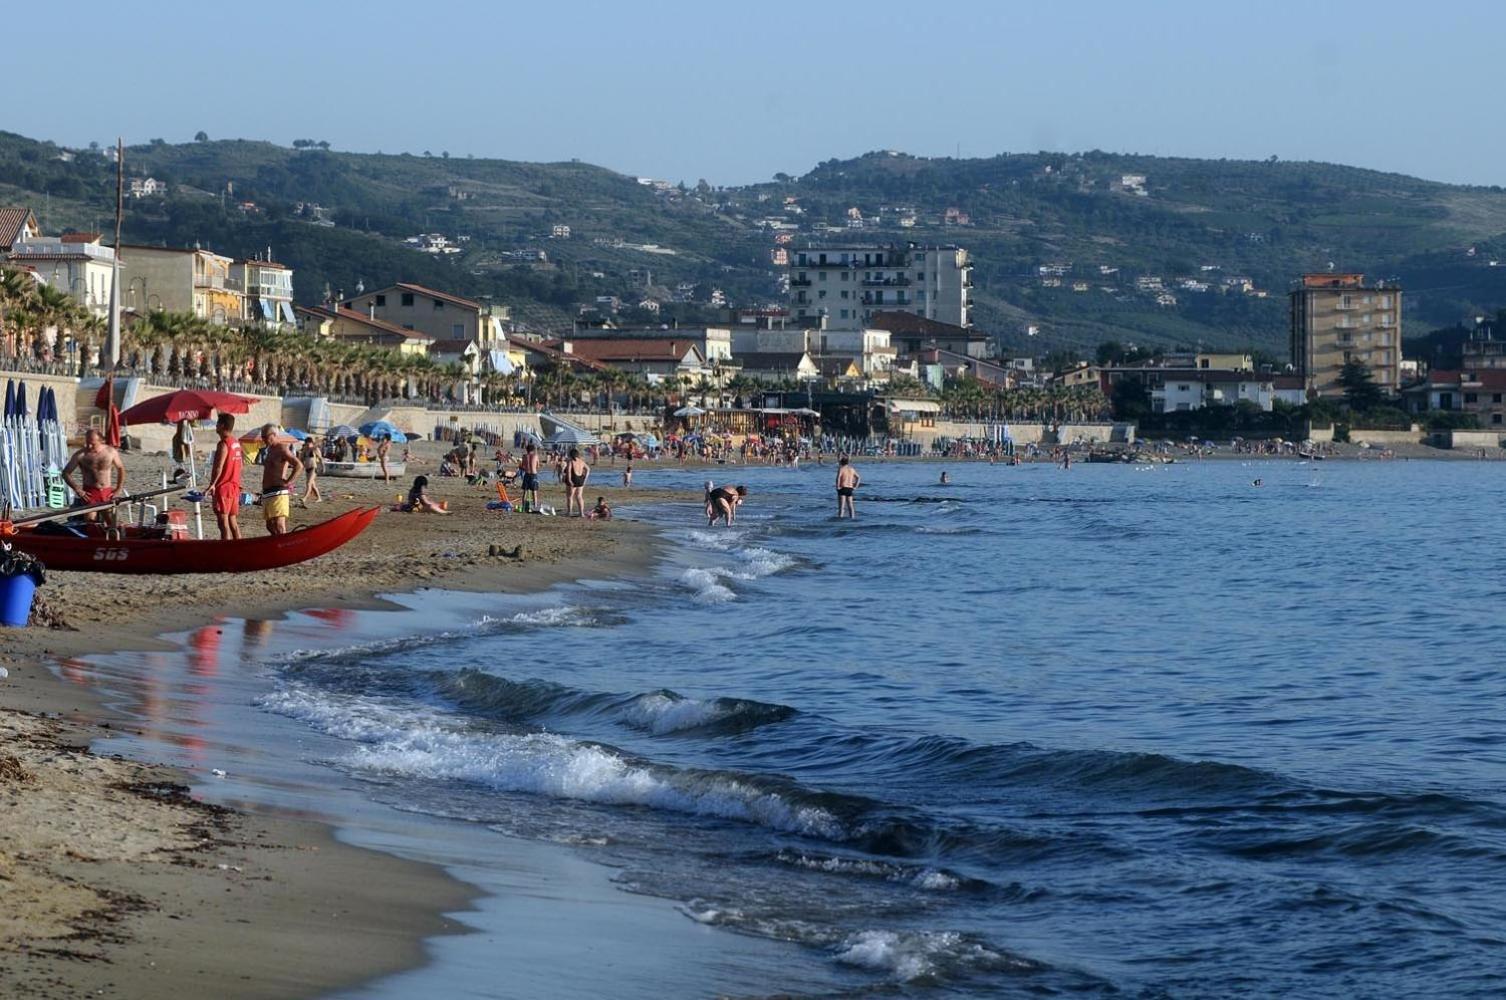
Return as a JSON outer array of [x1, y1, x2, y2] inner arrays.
[[835, 455, 860, 519], [519, 443, 541, 511], [209, 412, 244, 539], [260, 423, 303, 536], [563, 447, 590, 517], [62, 428, 127, 529]]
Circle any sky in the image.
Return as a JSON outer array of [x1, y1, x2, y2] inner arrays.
[[9, 0, 1503, 186]]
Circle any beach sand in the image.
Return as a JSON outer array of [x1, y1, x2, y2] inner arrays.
[[0, 447, 695, 998]]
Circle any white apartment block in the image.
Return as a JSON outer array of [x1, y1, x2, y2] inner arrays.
[[788, 243, 973, 331]]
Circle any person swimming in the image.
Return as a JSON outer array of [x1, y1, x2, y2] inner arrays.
[[939, 471, 951, 485]]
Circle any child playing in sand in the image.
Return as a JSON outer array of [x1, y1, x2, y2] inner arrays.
[[589, 496, 612, 520]]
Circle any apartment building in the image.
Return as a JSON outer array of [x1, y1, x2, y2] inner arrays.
[[233, 257, 295, 327], [1289, 273, 1401, 397], [788, 243, 972, 331], [342, 283, 508, 345], [7, 233, 117, 315], [119, 245, 245, 324]]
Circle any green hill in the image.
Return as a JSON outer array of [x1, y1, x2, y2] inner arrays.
[[5, 131, 1505, 354]]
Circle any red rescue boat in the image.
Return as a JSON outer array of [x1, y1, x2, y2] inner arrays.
[[5, 507, 380, 575]]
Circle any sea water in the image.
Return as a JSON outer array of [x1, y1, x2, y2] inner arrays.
[[88, 459, 1506, 996]]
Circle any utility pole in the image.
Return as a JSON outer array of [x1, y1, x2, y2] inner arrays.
[[107, 137, 124, 367]]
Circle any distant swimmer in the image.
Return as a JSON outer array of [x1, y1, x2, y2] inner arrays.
[[939, 471, 951, 485], [1252, 478, 1264, 487], [835, 456, 861, 519]]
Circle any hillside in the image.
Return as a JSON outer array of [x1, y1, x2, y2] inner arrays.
[[5, 131, 1506, 354]]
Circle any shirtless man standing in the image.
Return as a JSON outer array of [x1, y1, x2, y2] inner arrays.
[[62, 429, 127, 529], [259, 424, 303, 536], [519, 443, 541, 511], [563, 447, 590, 517], [835, 455, 861, 519]]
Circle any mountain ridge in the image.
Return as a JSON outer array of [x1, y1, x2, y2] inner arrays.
[[4, 130, 1504, 355]]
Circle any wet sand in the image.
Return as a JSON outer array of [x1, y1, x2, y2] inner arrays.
[[0, 449, 696, 999]]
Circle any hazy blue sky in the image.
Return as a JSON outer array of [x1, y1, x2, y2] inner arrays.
[[9, 0, 1501, 185]]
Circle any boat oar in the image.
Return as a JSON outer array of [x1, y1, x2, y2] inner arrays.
[[0, 475, 190, 534]]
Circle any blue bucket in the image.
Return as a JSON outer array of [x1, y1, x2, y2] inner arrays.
[[0, 570, 39, 628]]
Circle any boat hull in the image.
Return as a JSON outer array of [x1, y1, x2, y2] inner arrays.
[[9, 507, 380, 575]]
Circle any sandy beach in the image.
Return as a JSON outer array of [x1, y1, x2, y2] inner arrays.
[[0, 446, 695, 999]]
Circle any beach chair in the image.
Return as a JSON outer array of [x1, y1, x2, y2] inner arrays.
[[45, 470, 67, 509]]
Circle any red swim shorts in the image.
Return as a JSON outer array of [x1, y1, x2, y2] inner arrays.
[[211, 482, 240, 515]]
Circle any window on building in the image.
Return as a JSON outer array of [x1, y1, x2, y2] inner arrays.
[[1465, 393, 1479, 404], [401, 292, 414, 306], [917, 290, 926, 301], [1495, 394, 1503, 404], [840, 290, 848, 300], [840, 271, 849, 281], [819, 272, 827, 281], [375, 294, 386, 306], [818, 290, 827, 300], [433, 298, 444, 309], [838, 309, 848, 320], [452, 323, 463, 337], [1495, 413, 1503, 425]]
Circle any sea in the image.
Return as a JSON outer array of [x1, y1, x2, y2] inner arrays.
[[64, 458, 1506, 998]]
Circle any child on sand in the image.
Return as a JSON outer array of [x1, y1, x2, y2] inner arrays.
[[589, 496, 612, 520]]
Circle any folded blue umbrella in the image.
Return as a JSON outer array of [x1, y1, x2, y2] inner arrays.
[[15, 381, 27, 418], [3, 380, 13, 419]]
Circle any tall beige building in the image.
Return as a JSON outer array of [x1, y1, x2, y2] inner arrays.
[[1289, 273, 1401, 398], [789, 243, 972, 331]]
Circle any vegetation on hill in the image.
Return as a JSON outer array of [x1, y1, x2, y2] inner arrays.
[[4, 131, 1506, 353]]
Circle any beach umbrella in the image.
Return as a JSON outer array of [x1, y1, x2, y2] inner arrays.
[[3, 380, 13, 419], [240, 429, 300, 445], [284, 428, 310, 440], [328, 423, 359, 439], [119, 389, 254, 425], [358, 420, 407, 442], [673, 405, 706, 417], [15, 381, 27, 418], [545, 425, 598, 446]]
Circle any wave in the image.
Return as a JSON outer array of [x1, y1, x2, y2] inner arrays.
[[271, 605, 613, 673], [260, 684, 851, 839], [431, 672, 797, 737], [679, 566, 737, 603], [770, 850, 986, 893], [680, 904, 1038, 984], [618, 690, 796, 736], [675, 544, 797, 603], [257, 683, 1076, 863], [834, 928, 1037, 982]]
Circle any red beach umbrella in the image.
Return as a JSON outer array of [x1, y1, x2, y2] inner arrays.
[[118, 389, 254, 426]]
